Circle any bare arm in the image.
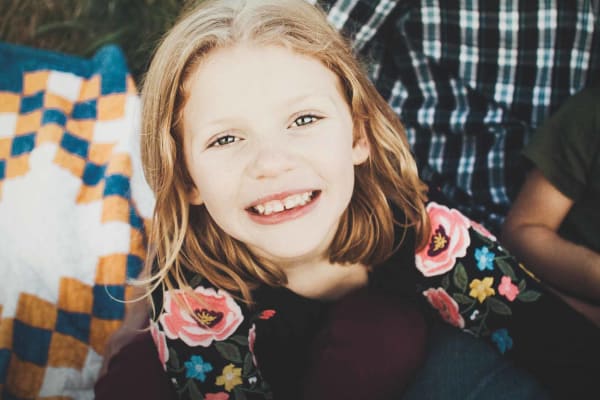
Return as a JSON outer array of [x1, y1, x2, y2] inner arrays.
[[502, 168, 600, 303]]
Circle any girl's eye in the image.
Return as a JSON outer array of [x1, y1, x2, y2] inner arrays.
[[290, 114, 321, 128], [210, 135, 239, 147]]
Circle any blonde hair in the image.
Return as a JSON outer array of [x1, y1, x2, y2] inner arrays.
[[141, 0, 430, 305]]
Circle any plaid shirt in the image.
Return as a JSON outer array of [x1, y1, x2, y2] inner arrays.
[[320, 0, 599, 233]]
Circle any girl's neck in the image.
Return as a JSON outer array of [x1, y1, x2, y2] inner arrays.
[[283, 260, 369, 301]]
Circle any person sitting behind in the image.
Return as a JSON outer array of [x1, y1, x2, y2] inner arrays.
[[502, 86, 600, 326]]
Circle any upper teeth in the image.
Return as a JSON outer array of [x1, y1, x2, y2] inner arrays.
[[253, 192, 313, 215]]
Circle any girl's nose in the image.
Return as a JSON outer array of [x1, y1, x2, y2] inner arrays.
[[247, 139, 295, 179]]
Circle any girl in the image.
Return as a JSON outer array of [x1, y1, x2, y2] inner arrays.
[[97, 0, 598, 399], [140, 0, 430, 396]]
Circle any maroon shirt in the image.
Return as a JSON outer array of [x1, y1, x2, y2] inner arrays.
[[95, 288, 427, 400]]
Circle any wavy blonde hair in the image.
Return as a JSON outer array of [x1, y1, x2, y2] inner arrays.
[[140, 0, 430, 306]]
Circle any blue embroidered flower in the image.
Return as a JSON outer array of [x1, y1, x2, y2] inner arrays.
[[184, 355, 213, 382], [474, 247, 495, 271], [491, 328, 513, 354]]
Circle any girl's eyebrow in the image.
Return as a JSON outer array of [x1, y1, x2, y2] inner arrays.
[[199, 116, 241, 129], [195, 93, 335, 134], [200, 94, 336, 128], [283, 93, 336, 108]]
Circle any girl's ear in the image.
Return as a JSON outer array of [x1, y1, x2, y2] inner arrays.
[[352, 135, 370, 165], [188, 186, 203, 205]]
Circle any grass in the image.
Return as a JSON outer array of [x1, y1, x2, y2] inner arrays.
[[0, 0, 189, 83]]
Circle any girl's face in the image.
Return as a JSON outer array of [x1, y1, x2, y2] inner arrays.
[[182, 44, 369, 267]]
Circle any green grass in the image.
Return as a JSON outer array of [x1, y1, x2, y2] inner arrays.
[[0, 0, 189, 83]]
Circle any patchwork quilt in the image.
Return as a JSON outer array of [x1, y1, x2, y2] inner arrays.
[[0, 42, 154, 399]]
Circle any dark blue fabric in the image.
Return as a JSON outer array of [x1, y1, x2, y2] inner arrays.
[[402, 321, 550, 400]]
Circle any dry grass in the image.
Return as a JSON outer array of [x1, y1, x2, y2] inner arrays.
[[0, 0, 188, 82]]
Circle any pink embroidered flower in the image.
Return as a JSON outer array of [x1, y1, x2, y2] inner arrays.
[[149, 319, 169, 370], [160, 286, 243, 347], [470, 220, 497, 241], [422, 287, 465, 328], [259, 309, 276, 320], [498, 276, 520, 301], [248, 323, 258, 367], [416, 202, 471, 276], [206, 393, 229, 400]]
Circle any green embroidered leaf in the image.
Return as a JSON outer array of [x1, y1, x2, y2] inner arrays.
[[234, 387, 248, 400], [176, 380, 188, 395], [229, 334, 249, 346], [441, 274, 450, 290], [472, 229, 494, 245], [518, 279, 526, 292], [187, 380, 205, 400], [215, 341, 243, 363], [168, 346, 180, 369], [453, 293, 475, 305], [263, 383, 275, 399], [243, 352, 254, 377], [189, 274, 204, 288], [496, 259, 517, 281], [487, 297, 512, 316], [518, 290, 542, 302], [453, 263, 468, 292], [245, 388, 268, 395]]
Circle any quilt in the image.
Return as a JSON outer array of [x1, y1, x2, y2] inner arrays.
[[0, 42, 154, 399]]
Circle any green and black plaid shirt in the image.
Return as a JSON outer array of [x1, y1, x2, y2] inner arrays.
[[320, 0, 599, 232]]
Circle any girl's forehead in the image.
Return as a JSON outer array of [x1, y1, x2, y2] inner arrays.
[[195, 43, 325, 73], [183, 43, 345, 102]]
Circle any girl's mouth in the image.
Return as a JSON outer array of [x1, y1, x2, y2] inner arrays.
[[246, 190, 321, 225], [248, 190, 318, 215], [246, 190, 321, 216]]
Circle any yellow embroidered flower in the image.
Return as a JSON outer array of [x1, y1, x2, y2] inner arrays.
[[469, 277, 495, 303], [215, 363, 243, 392]]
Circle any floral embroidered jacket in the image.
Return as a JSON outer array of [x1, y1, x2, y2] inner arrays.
[[149, 201, 600, 399]]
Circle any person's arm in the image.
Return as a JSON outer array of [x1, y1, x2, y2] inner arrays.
[[502, 168, 600, 303], [547, 287, 600, 328]]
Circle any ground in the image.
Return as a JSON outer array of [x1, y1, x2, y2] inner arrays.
[[0, 0, 189, 83]]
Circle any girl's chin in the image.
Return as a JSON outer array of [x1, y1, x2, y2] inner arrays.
[[248, 243, 328, 266]]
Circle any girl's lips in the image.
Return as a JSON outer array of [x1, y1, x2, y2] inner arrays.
[[246, 191, 321, 225]]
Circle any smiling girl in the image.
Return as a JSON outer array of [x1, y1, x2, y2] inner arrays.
[[180, 43, 374, 300], [96, 0, 598, 399], [125, 1, 432, 397]]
